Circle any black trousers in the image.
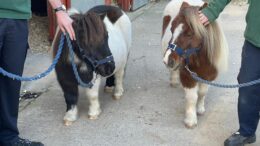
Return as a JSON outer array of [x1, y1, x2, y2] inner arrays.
[[0, 19, 28, 144], [238, 40, 260, 136]]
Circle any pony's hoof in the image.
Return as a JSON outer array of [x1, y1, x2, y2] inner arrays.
[[104, 86, 114, 93], [170, 82, 180, 88], [184, 122, 197, 129], [88, 114, 99, 120], [64, 120, 73, 126], [197, 107, 206, 115], [184, 119, 197, 129], [113, 88, 123, 100], [112, 95, 122, 100], [88, 109, 101, 120]]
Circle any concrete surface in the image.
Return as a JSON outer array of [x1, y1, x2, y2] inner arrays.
[[18, 1, 260, 146]]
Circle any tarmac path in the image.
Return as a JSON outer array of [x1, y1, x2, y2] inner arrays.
[[19, 1, 259, 146]]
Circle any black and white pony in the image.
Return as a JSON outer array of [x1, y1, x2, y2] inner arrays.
[[52, 5, 131, 126]]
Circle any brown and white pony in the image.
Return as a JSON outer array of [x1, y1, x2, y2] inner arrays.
[[52, 5, 131, 126], [161, 0, 228, 128]]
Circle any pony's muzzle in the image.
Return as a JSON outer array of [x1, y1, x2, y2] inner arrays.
[[167, 57, 175, 68], [96, 61, 115, 77], [163, 56, 175, 68]]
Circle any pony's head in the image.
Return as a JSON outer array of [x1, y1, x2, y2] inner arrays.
[[71, 12, 115, 77], [163, 2, 223, 70]]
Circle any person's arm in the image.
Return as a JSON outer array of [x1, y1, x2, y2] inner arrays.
[[48, 0, 76, 40], [199, 0, 231, 26]]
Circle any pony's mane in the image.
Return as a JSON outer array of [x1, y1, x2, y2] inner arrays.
[[71, 12, 106, 48], [183, 6, 228, 71]]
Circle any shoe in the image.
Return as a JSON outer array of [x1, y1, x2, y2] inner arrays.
[[224, 131, 256, 146], [10, 137, 44, 146]]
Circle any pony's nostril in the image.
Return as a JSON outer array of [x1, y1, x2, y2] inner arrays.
[[168, 59, 175, 67]]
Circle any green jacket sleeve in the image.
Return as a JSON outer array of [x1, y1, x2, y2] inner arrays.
[[201, 0, 231, 22]]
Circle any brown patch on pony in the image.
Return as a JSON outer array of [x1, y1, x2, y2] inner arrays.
[[179, 48, 218, 88], [88, 5, 123, 24], [170, 15, 182, 33], [162, 15, 171, 37]]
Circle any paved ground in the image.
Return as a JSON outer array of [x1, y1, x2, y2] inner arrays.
[[19, 1, 259, 146]]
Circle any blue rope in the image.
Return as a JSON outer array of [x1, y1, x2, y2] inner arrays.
[[185, 66, 260, 88], [0, 33, 94, 88], [65, 34, 94, 88], [0, 34, 65, 81]]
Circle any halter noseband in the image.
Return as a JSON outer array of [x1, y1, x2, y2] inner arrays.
[[74, 31, 114, 71], [77, 45, 114, 71], [167, 42, 200, 64]]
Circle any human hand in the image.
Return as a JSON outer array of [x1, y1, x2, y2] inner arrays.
[[198, 11, 209, 26], [56, 11, 76, 40]]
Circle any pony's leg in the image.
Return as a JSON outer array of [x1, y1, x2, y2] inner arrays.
[[104, 75, 115, 93], [184, 85, 199, 128], [60, 82, 79, 126], [170, 69, 180, 87], [86, 76, 101, 120], [197, 83, 209, 115], [113, 68, 124, 100]]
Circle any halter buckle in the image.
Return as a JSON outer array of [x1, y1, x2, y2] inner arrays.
[[168, 42, 177, 51]]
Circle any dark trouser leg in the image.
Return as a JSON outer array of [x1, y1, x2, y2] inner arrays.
[[237, 40, 260, 137], [0, 19, 28, 143]]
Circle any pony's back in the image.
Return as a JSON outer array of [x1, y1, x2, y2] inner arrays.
[[89, 5, 132, 51], [163, 0, 204, 18]]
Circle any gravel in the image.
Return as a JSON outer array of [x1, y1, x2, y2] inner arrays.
[[28, 14, 51, 53]]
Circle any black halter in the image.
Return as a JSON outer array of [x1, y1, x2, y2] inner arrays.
[[73, 40, 114, 71], [167, 42, 200, 64]]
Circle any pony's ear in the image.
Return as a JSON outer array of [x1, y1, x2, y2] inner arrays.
[[180, 2, 190, 9], [199, 2, 208, 11]]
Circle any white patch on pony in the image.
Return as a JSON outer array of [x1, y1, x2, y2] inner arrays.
[[163, 49, 172, 65], [170, 69, 180, 87], [86, 76, 101, 120], [173, 24, 183, 42], [183, 85, 199, 128], [63, 105, 78, 126], [164, 0, 203, 17], [163, 24, 183, 65], [114, 12, 132, 50], [104, 14, 130, 74], [67, 54, 81, 64], [79, 63, 88, 72], [113, 68, 124, 100], [197, 83, 208, 115]]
